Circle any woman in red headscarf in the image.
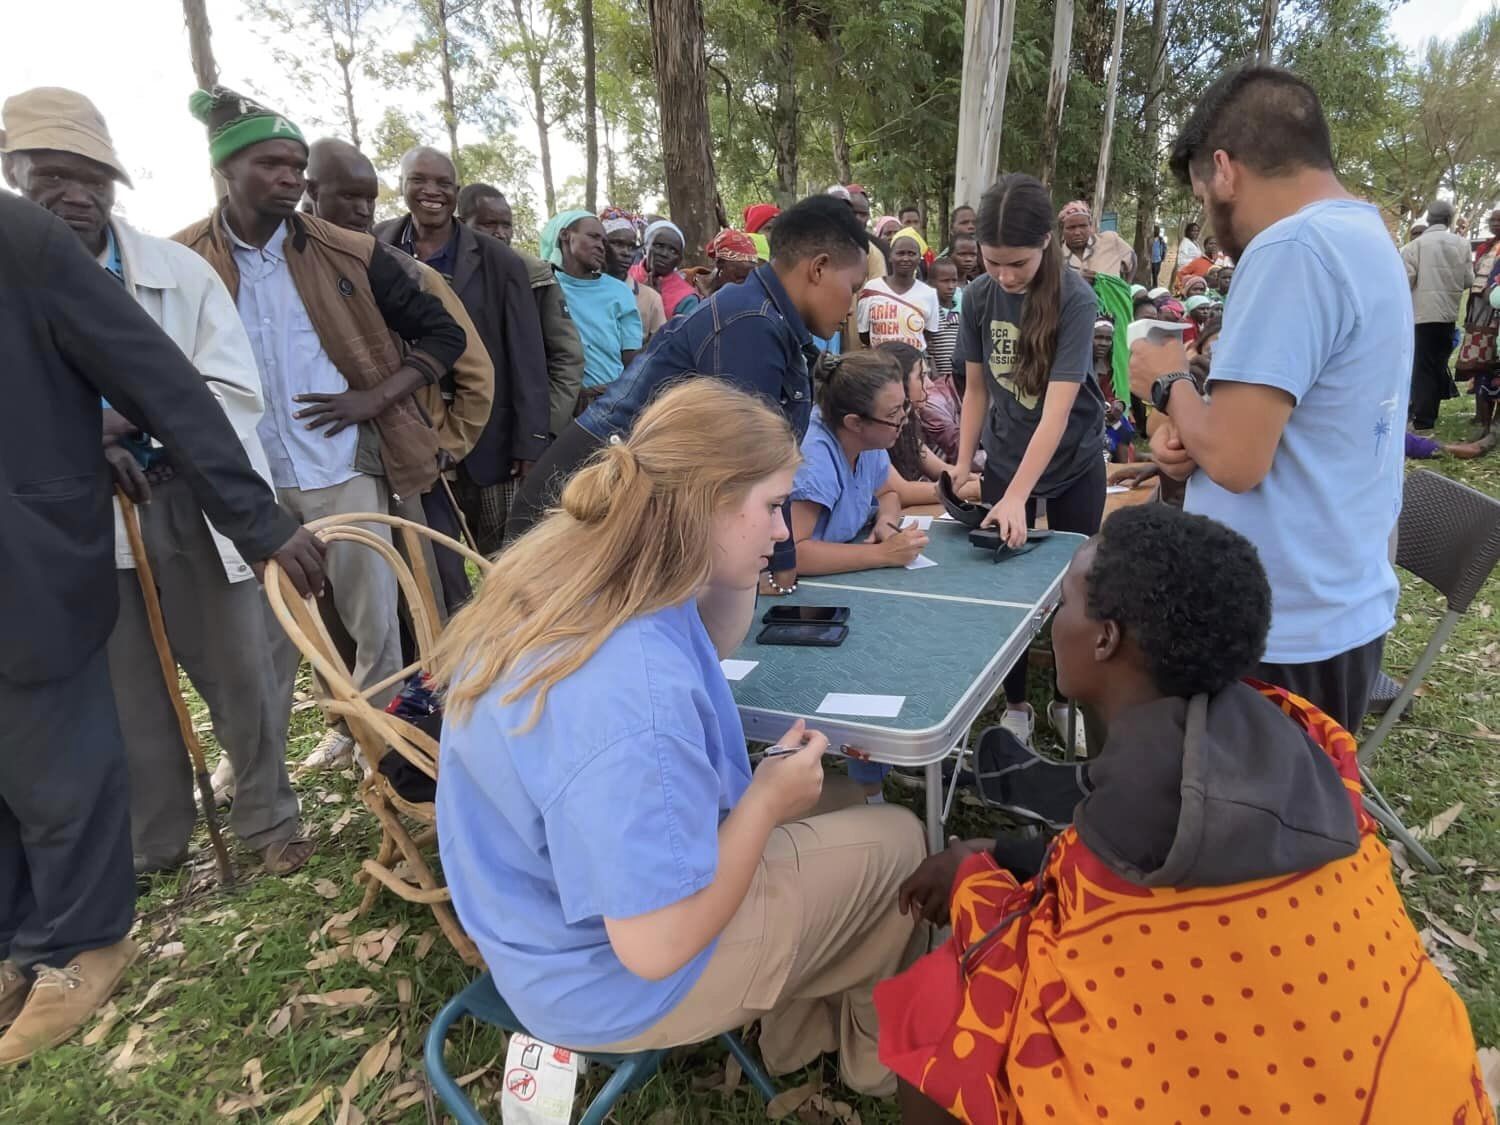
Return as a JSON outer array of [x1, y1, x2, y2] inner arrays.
[[690, 229, 760, 298]]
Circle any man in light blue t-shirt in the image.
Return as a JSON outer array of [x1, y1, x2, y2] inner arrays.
[[1130, 66, 1411, 731]]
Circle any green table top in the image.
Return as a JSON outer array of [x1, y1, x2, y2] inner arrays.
[[730, 523, 1085, 764]]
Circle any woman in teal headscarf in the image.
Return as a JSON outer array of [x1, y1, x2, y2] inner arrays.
[[542, 210, 644, 412]]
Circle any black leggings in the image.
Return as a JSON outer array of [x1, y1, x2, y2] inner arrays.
[[982, 454, 1106, 705]]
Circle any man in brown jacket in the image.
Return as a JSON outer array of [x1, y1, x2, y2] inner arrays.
[[306, 137, 494, 612], [176, 88, 466, 770]]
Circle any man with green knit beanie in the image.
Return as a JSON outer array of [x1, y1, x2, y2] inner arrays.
[[175, 85, 468, 776], [189, 87, 306, 167]]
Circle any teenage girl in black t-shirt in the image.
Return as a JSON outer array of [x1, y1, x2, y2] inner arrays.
[[952, 173, 1107, 754]]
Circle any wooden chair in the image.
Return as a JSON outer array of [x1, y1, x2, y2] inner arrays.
[[265, 512, 493, 967]]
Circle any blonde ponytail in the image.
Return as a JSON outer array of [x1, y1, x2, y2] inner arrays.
[[432, 380, 801, 727]]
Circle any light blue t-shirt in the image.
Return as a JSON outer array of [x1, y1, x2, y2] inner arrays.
[[791, 407, 892, 544], [436, 600, 751, 1046], [1185, 199, 1412, 663], [554, 271, 645, 388]]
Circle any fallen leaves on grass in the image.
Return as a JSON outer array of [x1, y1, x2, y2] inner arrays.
[[215, 1058, 271, 1117], [767, 1080, 824, 1119], [82, 1001, 122, 1047], [156, 941, 186, 959], [108, 1023, 149, 1073], [1428, 916, 1490, 961], [337, 1026, 398, 1119], [1414, 801, 1465, 840], [275, 1086, 333, 1125], [1479, 1047, 1499, 1112], [291, 987, 377, 1010], [1482, 876, 1500, 893], [312, 878, 341, 900], [1420, 929, 1463, 984], [329, 809, 357, 837], [413, 932, 437, 961]]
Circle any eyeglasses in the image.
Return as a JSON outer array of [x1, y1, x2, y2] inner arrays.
[[859, 401, 913, 429]]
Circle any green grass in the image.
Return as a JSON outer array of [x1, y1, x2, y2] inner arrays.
[[4, 398, 1498, 1124]]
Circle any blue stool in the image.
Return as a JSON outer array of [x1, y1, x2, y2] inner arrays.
[[424, 972, 778, 1124]]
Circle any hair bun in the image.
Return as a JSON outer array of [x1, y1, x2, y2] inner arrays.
[[561, 439, 642, 524]]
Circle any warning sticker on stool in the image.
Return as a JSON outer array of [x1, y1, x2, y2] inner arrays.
[[501, 1033, 580, 1124]]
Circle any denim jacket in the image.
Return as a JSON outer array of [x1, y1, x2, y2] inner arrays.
[[578, 263, 818, 442]]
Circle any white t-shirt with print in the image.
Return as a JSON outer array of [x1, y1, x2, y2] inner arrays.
[[856, 277, 941, 350]]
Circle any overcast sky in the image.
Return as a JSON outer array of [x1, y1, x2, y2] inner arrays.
[[5, 0, 1492, 237]]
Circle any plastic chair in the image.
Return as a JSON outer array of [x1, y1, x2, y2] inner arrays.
[[424, 972, 777, 1124], [265, 512, 494, 965], [1358, 469, 1500, 873]]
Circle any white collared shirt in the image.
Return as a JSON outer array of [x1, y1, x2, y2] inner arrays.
[[226, 219, 359, 491]]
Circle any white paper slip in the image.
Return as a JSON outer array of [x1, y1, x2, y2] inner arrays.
[[937, 511, 959, 522], [1106, 484, 1132, 494], [900, 515, 933, 530], [720, 659, 758, 682], [905, 553, 939, 570], [818, 693, 906, 718]]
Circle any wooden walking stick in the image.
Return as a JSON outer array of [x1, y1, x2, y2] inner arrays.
[[116, 491, 236, 885]]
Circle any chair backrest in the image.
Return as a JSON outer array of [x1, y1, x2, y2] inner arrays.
[[1395, 469, 1500, 613], [265, 513, 494, 782]]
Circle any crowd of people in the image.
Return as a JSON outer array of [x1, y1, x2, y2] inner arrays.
[[2, 61, 1496, 1123]]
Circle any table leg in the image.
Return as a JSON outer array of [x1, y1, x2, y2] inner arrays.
[[924, 760, 944, 853]]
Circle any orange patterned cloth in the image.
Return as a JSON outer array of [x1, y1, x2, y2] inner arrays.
[[876, 685, 1493, 1124]]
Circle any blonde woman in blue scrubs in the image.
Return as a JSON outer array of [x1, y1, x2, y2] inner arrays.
[[432, 381, 925, 1096]]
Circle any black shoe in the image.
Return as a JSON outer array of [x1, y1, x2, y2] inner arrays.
[[972, 727, 1091, 831]]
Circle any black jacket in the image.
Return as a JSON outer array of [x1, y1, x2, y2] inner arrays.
[[373, 217, 549, 486], [0, 194, 300, 685]]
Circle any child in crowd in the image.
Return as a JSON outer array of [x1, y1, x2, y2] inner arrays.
[[880, 504, 1490, 1125], [877, 342, 982, 497], [434, 380, 926, 1097], [925, 258, 963, 382], [952, 174, 1107, 754], [1094, 319, 1135, 462], [858, 232, 940, 350], [788, 352, 934, 576]]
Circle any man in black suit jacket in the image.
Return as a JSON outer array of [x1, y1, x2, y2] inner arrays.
[[373, 146, 550, 554], [0, 192, 325, 1065]]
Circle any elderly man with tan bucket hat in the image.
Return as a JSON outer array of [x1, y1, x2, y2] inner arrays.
[[0, 86, 328, 1068], [1, 85, 315, 890]]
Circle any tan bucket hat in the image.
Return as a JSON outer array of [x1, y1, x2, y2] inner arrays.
[[0, 87, 131, 186]]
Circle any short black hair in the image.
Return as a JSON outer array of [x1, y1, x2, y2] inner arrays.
[[949, 230, 977, 248], [770, 194, 869, 267], [1169, 65, 1333, 186], [1086, 505, 1270, 697], [456, 182, 504, 219], [1185, 222, 1201, 236], [951, 204, 974, 223], [899, 203, 919, 217], [930, 256, 959, 276]]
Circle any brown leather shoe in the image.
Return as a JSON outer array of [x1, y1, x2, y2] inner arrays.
[[0, 938, 139, 1066], [0, 961, 30, 1030]]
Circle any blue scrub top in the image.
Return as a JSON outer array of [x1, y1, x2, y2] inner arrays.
[[791, 407, 891, 543], [437, 600, 752, 1046]]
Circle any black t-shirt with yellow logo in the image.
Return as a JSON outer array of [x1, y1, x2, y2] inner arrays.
[[957, 267, 1105, 497]]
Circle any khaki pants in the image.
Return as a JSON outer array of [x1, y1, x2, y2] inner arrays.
[[106, 476, 299, 868], [272, 474, 402, 710], [582, 783, 927, 1096]]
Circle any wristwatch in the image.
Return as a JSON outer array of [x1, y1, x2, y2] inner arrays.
[[1150, 372, 1196, 414]]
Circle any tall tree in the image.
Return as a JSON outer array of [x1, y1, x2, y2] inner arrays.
[[771, 0, 800, 200], [582, 0, 599, 211], [647, 0, 722, 257], [1131, 0, 1168, 282], [1038, 0, 1075, 187], [1092, 0, 1128, 209], [182, 0, 220, 89], [243, 0, 385, 146], [499, 0, 567, 214], [955, 0, 1017, 207]]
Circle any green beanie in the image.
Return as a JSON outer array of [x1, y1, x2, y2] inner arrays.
[[189, 86, 305, 167]]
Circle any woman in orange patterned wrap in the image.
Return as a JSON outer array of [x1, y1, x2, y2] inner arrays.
[[879, 504, 1491, 1125]]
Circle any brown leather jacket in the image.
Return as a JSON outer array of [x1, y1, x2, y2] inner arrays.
[[174, 208, 465, 499]]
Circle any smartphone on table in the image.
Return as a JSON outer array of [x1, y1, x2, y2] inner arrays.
[[762, 605, 850, 625], [755, 623, 849, 647]]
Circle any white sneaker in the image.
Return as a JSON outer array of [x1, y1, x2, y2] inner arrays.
[[999, 703, 1035, 749], [209, 756, 236, 807], [301, 729, 355, 772], [1048, 701, 1088, 758]]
